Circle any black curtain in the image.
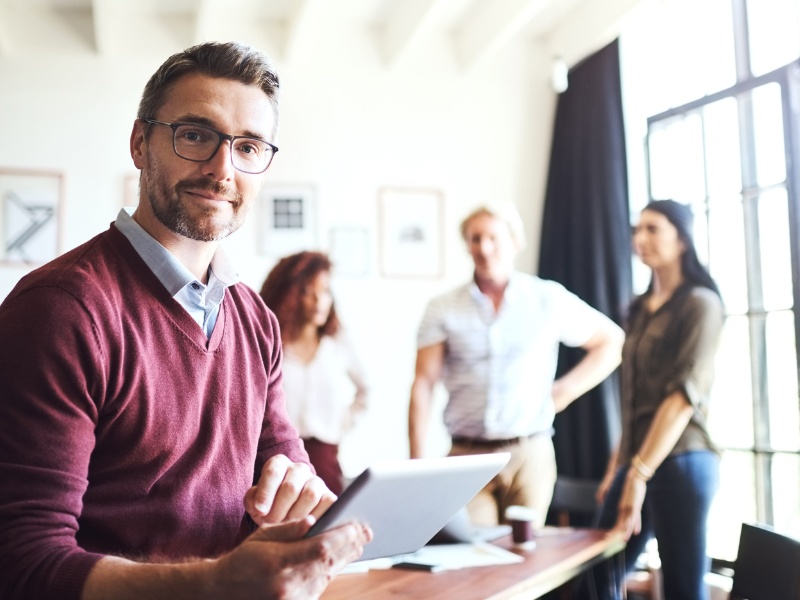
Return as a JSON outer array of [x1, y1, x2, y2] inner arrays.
[[537, 39, 632, 482]]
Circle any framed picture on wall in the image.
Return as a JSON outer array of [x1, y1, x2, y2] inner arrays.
[[0, 168, 64, 265], [258, 183, 317, 257], [378, 186, 443, 278]]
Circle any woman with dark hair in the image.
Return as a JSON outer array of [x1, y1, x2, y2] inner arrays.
[[594, 200, 724, 599], [260, 251, 368, 495]]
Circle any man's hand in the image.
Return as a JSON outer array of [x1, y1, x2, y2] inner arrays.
[[208, 517, 372, 600], [81, 516, 372, 600], [244, 455, 336, 525]]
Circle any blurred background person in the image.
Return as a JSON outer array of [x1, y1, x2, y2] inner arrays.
[[594, 200, 724, 600], [261, 251, 369, 495], [409, 202, 624, 529]]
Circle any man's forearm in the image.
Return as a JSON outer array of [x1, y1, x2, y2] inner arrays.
[[82, 556, 214, 600], [408, 381, 433, 459], [552, 344, 620, 412]]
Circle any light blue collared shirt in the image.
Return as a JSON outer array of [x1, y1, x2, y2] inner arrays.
[[115, 208, 239, 338]]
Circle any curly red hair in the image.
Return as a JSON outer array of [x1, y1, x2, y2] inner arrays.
[[259, 251, 340, 342]]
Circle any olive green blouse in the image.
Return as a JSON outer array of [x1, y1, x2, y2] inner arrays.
[[618, 284, 725, 467]]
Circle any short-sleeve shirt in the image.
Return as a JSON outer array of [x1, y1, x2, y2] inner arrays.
[[618, 284, 724, 465], [417, 272, 610, 439]]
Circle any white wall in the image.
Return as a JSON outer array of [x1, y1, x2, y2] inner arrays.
[[0, 13, 609, 476]]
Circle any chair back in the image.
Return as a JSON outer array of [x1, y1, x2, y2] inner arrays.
[[549, 476, 600, 527], [729, 522, 800, 600]]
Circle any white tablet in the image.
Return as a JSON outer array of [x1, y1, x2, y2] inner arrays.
[[304, 453, 510, 561]]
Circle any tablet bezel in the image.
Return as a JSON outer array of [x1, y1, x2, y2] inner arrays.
[[304, 452, 510, 561]]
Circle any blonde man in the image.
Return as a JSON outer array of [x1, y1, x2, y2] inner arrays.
[[409, 202, 624, 527]]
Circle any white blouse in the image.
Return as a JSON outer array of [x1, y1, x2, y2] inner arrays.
[[281, 333, 369, 444]]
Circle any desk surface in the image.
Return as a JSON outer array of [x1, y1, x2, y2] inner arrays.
[[322, 528, 626, 600]]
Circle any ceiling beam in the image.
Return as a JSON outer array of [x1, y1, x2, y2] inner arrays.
[[282, 0, 316, 62], [194, 0, 283, 59], [194, 0, 218, 44], [0, 4, 10, 56], [91, 0, 115, 55], [453, 0, 549, 70], [377, 0, 450, 67], [543, 0, 645, 67]]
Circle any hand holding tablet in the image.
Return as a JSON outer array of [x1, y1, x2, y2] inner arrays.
[[304, 453, 510, 561]]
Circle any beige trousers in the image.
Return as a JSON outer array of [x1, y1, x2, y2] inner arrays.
[[449, 433, 557, 529]]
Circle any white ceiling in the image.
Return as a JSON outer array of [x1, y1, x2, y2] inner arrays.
[[0, 0, 639, 69]]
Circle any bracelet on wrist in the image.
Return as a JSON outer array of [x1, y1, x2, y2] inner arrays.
[[630, 454, 655, 482]]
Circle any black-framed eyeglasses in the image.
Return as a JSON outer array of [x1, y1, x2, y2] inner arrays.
[[144, 118, 278, 174]]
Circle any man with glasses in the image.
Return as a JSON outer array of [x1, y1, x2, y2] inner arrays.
[[0, 41, 370, 600]]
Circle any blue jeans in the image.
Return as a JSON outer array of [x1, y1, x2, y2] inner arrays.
[[592, 450, 719, 600]]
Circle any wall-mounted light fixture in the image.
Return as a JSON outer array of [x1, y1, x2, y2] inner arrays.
[[551, 56, 569, 93]]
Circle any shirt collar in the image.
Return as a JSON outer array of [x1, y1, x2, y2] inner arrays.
[[468, 271, 521, 303], [114, 207, 239, 296]]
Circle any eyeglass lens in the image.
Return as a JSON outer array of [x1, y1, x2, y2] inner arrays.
[[173, 124, 273, 173]]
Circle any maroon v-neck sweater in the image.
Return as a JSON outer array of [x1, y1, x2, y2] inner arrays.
[[0, 224, 309, 600]]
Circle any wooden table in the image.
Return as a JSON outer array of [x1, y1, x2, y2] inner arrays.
[[322, 528, 626, 599]]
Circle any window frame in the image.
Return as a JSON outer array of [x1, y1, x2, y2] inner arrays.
[[642, 0, 800, 535]]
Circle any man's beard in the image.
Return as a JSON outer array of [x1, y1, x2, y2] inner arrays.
[[144, 157, 248, 242]]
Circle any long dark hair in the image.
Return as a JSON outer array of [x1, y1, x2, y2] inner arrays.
[[630, 200, 721, 320], [260, 251, 340, 342]]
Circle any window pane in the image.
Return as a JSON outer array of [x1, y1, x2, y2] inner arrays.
[[772, 453, 800, 539], [704, 97, 742, 199], [621, 0, 736, 115], [766, 311, 800, 450], [747, 0, 800, 77], [648, 114, 706, 202], [691, 201, 710, 267], [709, 316, 754, 448], [707, 450, 757, 561], [752, 83, 787, 187], [759, 189, 793, 311], [708, 197, 749, 314]]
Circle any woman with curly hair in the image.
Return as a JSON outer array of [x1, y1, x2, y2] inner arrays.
[[260, 251, 369, 495]]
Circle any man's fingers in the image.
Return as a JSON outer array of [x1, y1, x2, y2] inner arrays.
[[283, 476, 335, 521], [266, 463, 318, 523], [250, 516, 315, 542], [307, 521, 374, 569], [246, 456, 337, 526], [309, 490, 337, 520], [253, 454, 293, 515], [251, 519, 373, 567]]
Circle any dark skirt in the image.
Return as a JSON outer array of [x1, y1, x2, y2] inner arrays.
[[302, 437, 344, 496]]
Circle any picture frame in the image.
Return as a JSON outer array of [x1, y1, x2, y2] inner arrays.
[[329, 226, 370, 277], [378, 187, 443, 278], [0, 168, 64, 265], [257, 183, 317, 257]]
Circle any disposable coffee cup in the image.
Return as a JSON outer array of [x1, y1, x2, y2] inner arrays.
[[505, 505, 538, 549]]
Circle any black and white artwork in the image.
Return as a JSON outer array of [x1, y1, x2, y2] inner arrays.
[[0, 170, 63, 265]]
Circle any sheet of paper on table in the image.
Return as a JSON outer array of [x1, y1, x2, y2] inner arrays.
[[339, 542, 523, 575]]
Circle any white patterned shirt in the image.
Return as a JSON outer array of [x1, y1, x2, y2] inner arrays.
[[417, 272, 610, 439]]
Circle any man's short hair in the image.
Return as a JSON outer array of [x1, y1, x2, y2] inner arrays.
[[459, 202, 527, 251], [137, 41, 280, 136]]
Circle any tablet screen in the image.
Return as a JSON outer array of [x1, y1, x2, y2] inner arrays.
[[304, 453, 510, 561]]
